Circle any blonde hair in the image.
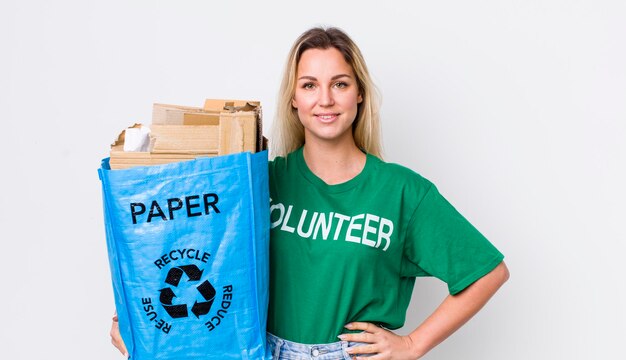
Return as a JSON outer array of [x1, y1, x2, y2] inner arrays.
[[271, 26, 383, 159]]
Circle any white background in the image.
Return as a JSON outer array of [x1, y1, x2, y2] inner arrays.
[[1, 1, 624, 359]]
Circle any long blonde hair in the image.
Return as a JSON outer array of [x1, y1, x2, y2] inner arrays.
[[271, 26, 383, 159]]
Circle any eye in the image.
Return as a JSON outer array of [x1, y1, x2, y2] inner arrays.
[[302, 82, 316, 90], [334, 81, 349, 89]]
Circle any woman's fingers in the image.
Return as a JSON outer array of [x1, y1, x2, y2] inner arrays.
[[340, 322, 381, 356], [339, 331, 375, 343], [345, 321, 381, 333], [110, 314, 128, 357]]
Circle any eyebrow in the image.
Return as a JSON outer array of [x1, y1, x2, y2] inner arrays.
[[297, 74, 352, 81]]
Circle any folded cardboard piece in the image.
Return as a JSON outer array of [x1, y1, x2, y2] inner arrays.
[[109, 99, 266, 170]]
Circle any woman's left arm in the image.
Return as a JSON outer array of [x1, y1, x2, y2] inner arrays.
[[341, 261, 510, 360]]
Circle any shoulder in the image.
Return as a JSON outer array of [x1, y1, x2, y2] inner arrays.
[[268, 151, 293, 172], [268, 149, 300, 182], [370, 155, 434, 192]]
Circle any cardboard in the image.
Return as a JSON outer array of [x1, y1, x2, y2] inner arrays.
[[109, 99, 264, 170]]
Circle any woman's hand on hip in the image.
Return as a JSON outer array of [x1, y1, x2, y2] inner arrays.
[[339, 322, 422, 360]]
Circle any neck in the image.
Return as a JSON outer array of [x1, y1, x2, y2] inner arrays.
[[302, 138, 366, 185]]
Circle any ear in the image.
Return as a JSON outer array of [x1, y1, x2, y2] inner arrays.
[[357, 93, 363, 104], [291, 97, 298, 109]]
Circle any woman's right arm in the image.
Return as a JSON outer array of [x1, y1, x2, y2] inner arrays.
[[110, 312, 128, 357]]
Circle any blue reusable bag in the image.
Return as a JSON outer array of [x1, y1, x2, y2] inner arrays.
[[98, 151, 271, 360]]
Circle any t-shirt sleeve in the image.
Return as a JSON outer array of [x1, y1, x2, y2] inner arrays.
[[401, 184, 504, 295]]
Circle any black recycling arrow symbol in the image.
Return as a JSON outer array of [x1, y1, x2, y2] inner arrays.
[[165, 267, 184, 287], [191, 299, 214, 318], [159, 286, 189, 318], [163, 304, 188, 318], [159, 264, 216, 320], [159, 288, 176, 305], [179, 265, 203, 281], [191, 280, 217, 318], [165, 265, 204, 286], [197, 280, 216, 301]]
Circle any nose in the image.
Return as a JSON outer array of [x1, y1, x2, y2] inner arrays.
[[318, 87, 335, 107]]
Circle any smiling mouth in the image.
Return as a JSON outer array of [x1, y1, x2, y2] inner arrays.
[[315, 114, 339, 122]]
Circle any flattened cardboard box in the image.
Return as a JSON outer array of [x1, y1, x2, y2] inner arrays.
[[109, 99, 265, 170]]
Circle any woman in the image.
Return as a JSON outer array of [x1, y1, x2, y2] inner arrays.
[[265, 26, 508, 359], [112, 26, 509, 359]]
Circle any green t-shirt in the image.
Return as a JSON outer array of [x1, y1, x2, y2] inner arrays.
[[267, 147, 504, 344]]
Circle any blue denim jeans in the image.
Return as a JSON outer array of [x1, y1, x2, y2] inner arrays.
[[267, 332, 367, 360]]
